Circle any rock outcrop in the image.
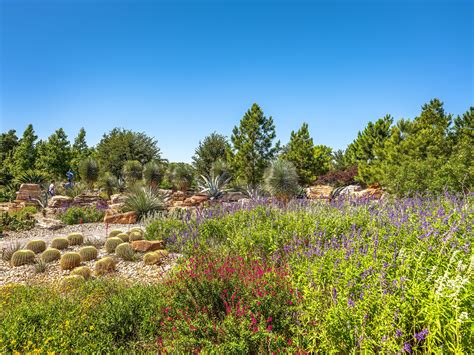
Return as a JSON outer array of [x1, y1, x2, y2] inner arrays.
[[104, 211, 137, 224], [306, 185, 334, 200]]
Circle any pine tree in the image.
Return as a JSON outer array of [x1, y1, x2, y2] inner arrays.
[[280, 123, 327, 185], [35, 128, 72, 179], [70, 128, 90, 173], [12, 124, 37, 177], [229, 103, 280, 186], [192, 132, 230, 177]]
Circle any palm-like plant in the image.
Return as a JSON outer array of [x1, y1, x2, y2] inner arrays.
[[265, 160, 300, 202], [122, 160, 143, 185], [98, 172, 118, 197], [15, 170, 47, 186], [78, 158, 99, 188], [143, 161, 163, 188], [198, 173, 232, 200], [123, 186, 165, 220], [169, 164, 194, 192]]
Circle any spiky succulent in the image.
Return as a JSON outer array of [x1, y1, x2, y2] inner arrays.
[[116, 233, 129, 243], [264, 160, 300, 202], [78, 246, 98, 261], [41, 248, 61, 263], [123, 186, 165, 220], [60, 252, 81, 270], [129, 231, 143, 242], [115, 243, 136, 261], [143, 161, 163, 187], [71, 266, 92, 280], [25, 240, 47, 254], [197, 173, 232, 200], [95, 257, 116, 275], [67, 233, 84, 246], [108, 230, 123, 238], [10, 250, 35, 267], [51, 237, 69, 250], [105, 237, 123, 253]]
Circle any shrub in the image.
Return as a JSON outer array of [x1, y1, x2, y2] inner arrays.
[[41, 248, 61, 263], [59, 207, 105, 225], [123, 186, 165, 220], [105, 237, 123, 253], [60, 252, 81, 270], [67, 233, 84, 246], [108, 229, 123, 238], [169, 163, 194, 192], [144, 217, 187, 242], [122, 160, 143, 185], [25, 240, 47, 254], [95, 257, 116, 275], [60, 275, 85, 290], [98, 172, 118, 197], [71, 266, 92, 280], [115, 243, 136, 261], [315, 165, 358, 187], [1, 241, 22, 262], [78, 246, 98, 261], [143, 161, 164, 187], [10, 250, 35, 267], [78, 157, 99, 187], [0, 207, 36, 231], [265, 160, 300, 201], [51, 237, 69, 250]]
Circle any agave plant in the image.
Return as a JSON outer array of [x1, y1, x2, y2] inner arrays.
[[15, 170, 47, 186], [264, 160, 300, 202], [197, 173, 232, 200], [243, 184, 266, 200], [123, 186, 165, 220]]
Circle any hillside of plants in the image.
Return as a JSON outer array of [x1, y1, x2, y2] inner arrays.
[[0, 99, 473, 353]]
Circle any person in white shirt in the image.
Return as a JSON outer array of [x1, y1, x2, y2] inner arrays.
[[48, 180, 56, 197]]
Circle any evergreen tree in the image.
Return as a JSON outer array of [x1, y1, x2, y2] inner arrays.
[[280, 123, 320, 185], [12, 124, 37, 176], [229, 103, 280, 186], [35, 128, 72, 178], [192, 132, 230, 177], [0, 130, 18, 185], [70, 128, 90, 173]]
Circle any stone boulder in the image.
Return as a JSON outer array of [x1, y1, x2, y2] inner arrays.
[[36, 217, 65, 230], [15, 183, 42, 202], [110, 193, 127, 204], [103, 211, 137, 224], [183, 194, 208, 207], [48, 195, 73, 208], [220, 191, 247, 203], [131, 240, 165, 252], [306, 185, 334, 200]]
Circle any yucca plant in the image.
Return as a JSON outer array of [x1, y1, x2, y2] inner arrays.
[[197, 173, 232, 200], [98, 172, 118, 197], [78, 158, 99, 188], [264, 160, 300, 203], [123, 186, 165, 220], [122, 160, 143, 185], [169, 163, 194, 192], [143, 161, 163, 188]]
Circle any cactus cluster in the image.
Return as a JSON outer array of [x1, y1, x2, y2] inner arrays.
[[143, 250, 169, 265], [25, 240, 47, 254], [51, 237, 69, 250], [60, 274, 85, 290], [116, 233, 129, 243], [60, 252, 81, 270], [41, 248, 61, 263], [129, 231, 143, 242], [10, 250, 36, 267], [79, 246, 98, 261], [67, 233, 84, 246], [115, 243, 136, 261], [130, 227, 144, 236], [95, 257, 116, 275], [105, 237, 123, 253], [71, 266, 92, 280], [108, 230, 123, 238]]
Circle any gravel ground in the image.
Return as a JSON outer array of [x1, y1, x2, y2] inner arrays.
[[0, 223, 182, 286]]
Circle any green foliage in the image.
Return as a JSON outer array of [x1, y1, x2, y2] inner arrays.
[[229, 103, 280, 186], [144, 217, 188, 244], [60, 275, 85, 290], [143, 250, 167, 265], [70, 128, 91, 173], [25, 240, 47, 254], [95, 257, 116, 275], [71, 266, 92, 280], [35, 128, 71, 179], [265, 160, 300, 201], [197, 173, 231, 199], [50, 237, 69, 250], [168, 163, 194, 192], [12, 124, 37, 177], [41, 248, 61, 263], [115, 243, 136, 261], [95, 128, 162, 178], [58, 207, 105, 225], [60, 252, 82, 270], [105, 237, 123, 253], [124, 186, 165, 220], [78, 158, 99, 187], [142, 161, 164, 187], [78, 246, 98, 261], [67, 233, 84, 246], [15, 170, 47, 186], [0, 207, 37, 231], [280, 123, 330, 185], [98, 172, 118, 197], [34, 258, 47, 273], [1, 241, 22, 262], [10, 250, 36, 267], [122, 160, 143, 185], [192, 132, 230, 177]]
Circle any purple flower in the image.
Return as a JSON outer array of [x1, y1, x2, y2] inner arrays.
[[347, 298, 355, 307], [414, 328, 428, 342], [403, 342, 412, 353], [395, 329, 403, 337]]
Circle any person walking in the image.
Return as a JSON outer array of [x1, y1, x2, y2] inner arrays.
[[48, 180, 56, 196]]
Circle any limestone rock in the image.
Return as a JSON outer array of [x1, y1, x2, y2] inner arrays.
[[15, 184, 42, 202], [183, 194, 208, 206], [131, 240, 165, 252], [220, 191, 246, 202], [306, 185, 334, 199], [36, 217, 65, 230], [104, 211, 137, 224], [110, 194, 127, 204], [48, 195, 73, 208], [73, 193, 108, 208]]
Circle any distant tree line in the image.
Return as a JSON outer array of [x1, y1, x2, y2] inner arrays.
[[1, 99, 472, 199]]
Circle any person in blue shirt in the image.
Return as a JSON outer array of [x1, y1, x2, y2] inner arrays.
[[65, 169, 74, 189]]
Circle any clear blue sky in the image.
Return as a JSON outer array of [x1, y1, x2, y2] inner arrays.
[[1, 0, 472, 162]]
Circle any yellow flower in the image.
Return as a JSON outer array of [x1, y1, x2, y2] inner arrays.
[[89, 325, 94, 331]]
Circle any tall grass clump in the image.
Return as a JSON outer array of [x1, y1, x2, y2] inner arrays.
[[123, 186, 165, 220]]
